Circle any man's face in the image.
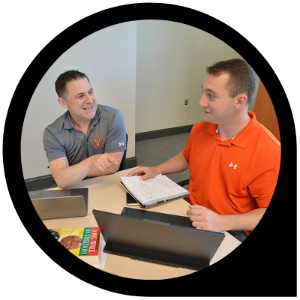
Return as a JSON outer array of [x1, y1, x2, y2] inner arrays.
[[60, 236, 80, 250], [60, 77, 97, 124], [199, 73, 238, 125]]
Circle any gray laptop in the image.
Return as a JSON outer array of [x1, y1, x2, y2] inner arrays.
[[31, 188, 88, 220], [92, 207, 225, 270]]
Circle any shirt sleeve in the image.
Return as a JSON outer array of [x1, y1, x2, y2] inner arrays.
[[43, 127, 67, 162], [183, 123, 199, 162], [248, 148, 281, 208], [104, 109, 127, 153]]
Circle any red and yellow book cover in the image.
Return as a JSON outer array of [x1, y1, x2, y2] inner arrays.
[[49, 227, 101, 256]]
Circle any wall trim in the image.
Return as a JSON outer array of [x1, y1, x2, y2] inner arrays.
[[124, 157, 137, 169], [135, 124, 193, 142]]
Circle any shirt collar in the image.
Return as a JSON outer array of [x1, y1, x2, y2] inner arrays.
[[206, 111, 260, 148], [63, 105, 100, 130], [91, 105, 101, 126], [63, 111, 73, 130]]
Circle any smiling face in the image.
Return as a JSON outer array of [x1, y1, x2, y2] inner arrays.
[[58, 77, 97, 127], [199, 73, 240, 126]]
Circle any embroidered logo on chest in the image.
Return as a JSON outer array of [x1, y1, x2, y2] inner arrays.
[[229, 162, 237, 170], [90, 136, 106, 148]]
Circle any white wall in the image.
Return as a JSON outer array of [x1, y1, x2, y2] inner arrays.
[[21, 22, 137, 179], [135, 20, 250, 133], [21, 20, 257, 180]]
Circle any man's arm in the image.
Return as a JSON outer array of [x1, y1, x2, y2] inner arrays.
[[86, 151, 124, 177], [187, 205, 267, 232], [127, 151, 189, 180], [49, 151, 123, 189]]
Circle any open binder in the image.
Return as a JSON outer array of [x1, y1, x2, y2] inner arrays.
[[120, 174, 189, 208]]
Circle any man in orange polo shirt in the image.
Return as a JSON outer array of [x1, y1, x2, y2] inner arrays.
[[128, 59, 281, 241]]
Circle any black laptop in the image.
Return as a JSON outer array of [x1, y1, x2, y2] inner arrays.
[[92, 207, 225, 270]]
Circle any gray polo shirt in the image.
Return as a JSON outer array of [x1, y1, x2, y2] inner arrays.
[[43, 104, 126, 166]]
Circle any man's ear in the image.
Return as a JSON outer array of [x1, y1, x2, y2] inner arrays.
[[58, 97, 68, 108], [235, 94, 248, 109]]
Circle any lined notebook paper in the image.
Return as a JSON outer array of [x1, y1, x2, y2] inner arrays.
[[120, 174, 189, 208]]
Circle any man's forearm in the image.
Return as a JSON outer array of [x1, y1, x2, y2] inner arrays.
[[157, 152, 189, 175], [52, 157, 94, 189], [86, 163, 119, 178], [222, 207, 267, 232], [52, 153, 122, 189], [188, 205, 267, 232]]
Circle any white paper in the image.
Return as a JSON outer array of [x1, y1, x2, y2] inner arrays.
[[94, 233, 107, 270], [120, 174, 188, 204]]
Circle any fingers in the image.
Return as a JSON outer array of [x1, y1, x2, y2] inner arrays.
[[140, 172, 154, 181], [105, 153, 120, 164], [187, 205, 206, 229], [92, 154, 120, 172], [126, 166, 158, 181], [186, 204, 202, 215], [126, 167, 145, 177]]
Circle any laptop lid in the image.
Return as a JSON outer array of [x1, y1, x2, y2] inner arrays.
[[31, 188, 88, 220], [121, 206, 194, 227], [92, 208, 225, 270]]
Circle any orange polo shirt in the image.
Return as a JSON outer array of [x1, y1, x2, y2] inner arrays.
[[183, 111, 281, 235]]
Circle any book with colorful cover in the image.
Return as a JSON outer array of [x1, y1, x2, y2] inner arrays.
[[49, 227, 101, 256]]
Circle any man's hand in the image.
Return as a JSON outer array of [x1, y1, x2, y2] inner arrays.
[[49, 151, 124, 189], [126, 166, 160, 181], [90, 153, 121, 173], [126, 152, 189, 181], [187, 205, 226, 232], [187, 205, 267, 233]]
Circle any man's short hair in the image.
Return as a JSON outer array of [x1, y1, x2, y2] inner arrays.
[[55, 70, 90, 99], [206, 59, 257, 103]]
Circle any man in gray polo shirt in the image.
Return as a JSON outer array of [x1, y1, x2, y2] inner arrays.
[[43, 70, 126, 188]]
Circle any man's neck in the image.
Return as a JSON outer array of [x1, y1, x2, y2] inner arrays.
[[218, 111, 251, 141], [70, 116, 91, 136]]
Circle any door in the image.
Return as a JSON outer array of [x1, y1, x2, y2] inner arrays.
[[254, 81, 280, 142]]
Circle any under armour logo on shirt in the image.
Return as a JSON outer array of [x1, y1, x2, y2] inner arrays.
[[119, 142, 125, 147], [229, 162, 237, 169]]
